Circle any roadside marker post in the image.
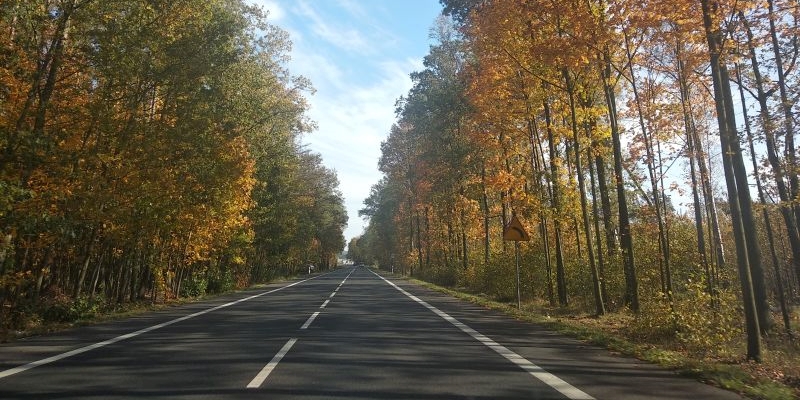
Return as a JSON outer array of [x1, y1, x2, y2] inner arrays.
[[503, 213, 530, 309]]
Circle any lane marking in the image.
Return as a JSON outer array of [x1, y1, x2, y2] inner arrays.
[[369, 269, 595, 400], [341, 268, 355, 285], [300, 312, 320, 330], [0, 273, 329, 380], [246, 338, 298, 389], [296, 267, 355, 331]]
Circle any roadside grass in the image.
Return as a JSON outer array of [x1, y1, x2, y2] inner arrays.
[[407, 277, 798, 400], [0, 275, 297, 343], [1, 299, 185, 343]]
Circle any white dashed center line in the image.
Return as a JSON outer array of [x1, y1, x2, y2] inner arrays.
[[246, 268, 356, 388], [300, 312, 321, 330], [246, 338, 297, 389]]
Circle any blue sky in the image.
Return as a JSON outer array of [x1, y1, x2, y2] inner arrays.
[[252, 0, 444, 242]]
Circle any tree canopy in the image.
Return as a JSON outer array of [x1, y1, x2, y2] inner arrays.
[[354, 0, 800, 364], [0, 0, 346, 328]]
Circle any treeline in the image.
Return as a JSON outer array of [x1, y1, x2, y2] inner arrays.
[[0, 0, 346, 330], [350, 0, 799, 361]]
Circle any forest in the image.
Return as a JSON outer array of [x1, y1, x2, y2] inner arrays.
[[0, 0, 346, 332], [349, 0, 800, 381]]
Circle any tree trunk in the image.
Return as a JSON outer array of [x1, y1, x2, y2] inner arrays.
[[425, 207, 431, 269], [89, 247, 105, 302], [74, 227, 98, 298], [481, 164, 491, 266], [564, 69, 604, 315], [741, 11, 800, 291], [767, 0, 800, 229], [540, 217, 555, 306], [408, 198, 414, 276], [461, 209, 469, 272], [722, 58, 773, 335], [737, 66, 794, 339], [544, 98, 568, 307], [701, 0, 762, 360], [589, 132, 608, 308], [624, 30, 672, 297], [595, 155, 616, 255], [601, 48, 638, 311], [415, 212, 423, 277], [694, 123, 726, 270], [676, 41, 715, 305], [8, 1, 74, 164]]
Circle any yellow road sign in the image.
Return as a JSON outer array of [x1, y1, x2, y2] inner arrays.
[[503, 215, 530, 241]]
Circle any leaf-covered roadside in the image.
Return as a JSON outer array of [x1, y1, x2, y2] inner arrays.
[[411, 277, 799, 400]]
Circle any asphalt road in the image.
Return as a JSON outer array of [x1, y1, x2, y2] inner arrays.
[[0, 266, 744, 399]]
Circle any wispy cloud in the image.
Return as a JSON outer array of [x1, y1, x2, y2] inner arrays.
[[294, 0, 371, 55], [300, 58, 420, 239], [248, 0, 440, 240], [334, 0, 369, 20]]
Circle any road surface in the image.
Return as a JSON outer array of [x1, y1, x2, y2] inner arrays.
[[0, 266, 743, 399]]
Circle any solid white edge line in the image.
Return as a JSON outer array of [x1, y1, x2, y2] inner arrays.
[[300, 312, 320, 330], [246, 338, 298, 389], [0, 273, 328, 380], [369, 269, 595, 400]]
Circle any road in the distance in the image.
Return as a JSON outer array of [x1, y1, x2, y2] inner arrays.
[[0, 266, 743, 399]]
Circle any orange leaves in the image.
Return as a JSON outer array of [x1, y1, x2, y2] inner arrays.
[[485, 169, 521, 193], [0, 0, 344, 299]]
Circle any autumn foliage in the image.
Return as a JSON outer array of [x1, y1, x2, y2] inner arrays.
[[0, 0, 346, 331], [354, 0, 800, 368]]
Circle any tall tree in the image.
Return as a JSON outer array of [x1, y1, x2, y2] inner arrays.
[[700, 0, 762, 360]]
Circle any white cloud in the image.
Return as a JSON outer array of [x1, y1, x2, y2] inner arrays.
[[334, 0, 369, 20], [289, 51, 344, 92], [294, 0, 371, 55], [252, 0, 286, 22], [247, 0, 436, 242], [299, 58, 420, 240]]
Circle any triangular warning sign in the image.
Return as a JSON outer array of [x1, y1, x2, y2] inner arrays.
[[503, 215, 530, 241]]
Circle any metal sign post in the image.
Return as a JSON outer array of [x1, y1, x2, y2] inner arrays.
[[515, 241, 521, 309], [503, 213, 529, 309]]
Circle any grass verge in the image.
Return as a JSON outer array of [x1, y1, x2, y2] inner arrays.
[[0, 275, 297, 343], [407, 277, 798, 400]]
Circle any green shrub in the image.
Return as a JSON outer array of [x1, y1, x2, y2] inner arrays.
[[180, 273, 208, 297], [41, 292, 105, 323], [206, 268, 235, 294], [629, 292, 677, 341], [673, 279, 742, 358]]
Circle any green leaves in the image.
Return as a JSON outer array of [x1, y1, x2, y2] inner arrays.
[[0, 0, 345, 326]]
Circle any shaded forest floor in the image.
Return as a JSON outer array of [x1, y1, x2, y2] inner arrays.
[[409, 277, 800, 400]]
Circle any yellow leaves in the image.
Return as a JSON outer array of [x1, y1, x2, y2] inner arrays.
[[485, 169, 519, 192]]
